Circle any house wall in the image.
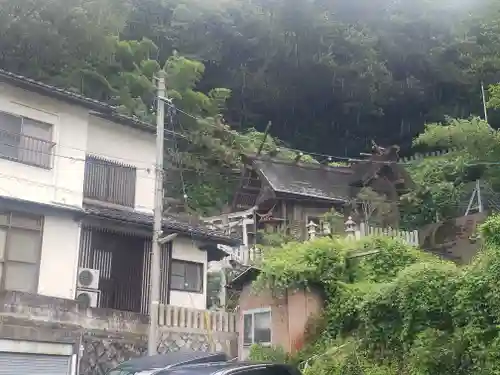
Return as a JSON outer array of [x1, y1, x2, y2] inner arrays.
[[0, 83, 156, 213], [238, 283, 323, 359], [0, 82, 214, 310], [0, 83, 88, 207], [86, 116, 156, 213], [170, 237, 208, 309], [37, 215, 81, 300]]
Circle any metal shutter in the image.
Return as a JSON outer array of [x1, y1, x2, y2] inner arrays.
[[0, 352, 71, 375]]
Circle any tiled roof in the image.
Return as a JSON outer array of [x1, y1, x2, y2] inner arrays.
[[252, 159, 353, 202], [83, 205, 240, 246], [0, 69, 156, 134]]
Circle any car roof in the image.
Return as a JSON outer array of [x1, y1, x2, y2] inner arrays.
[[113, 351, 229, 372], [155, 362, 298, 375]]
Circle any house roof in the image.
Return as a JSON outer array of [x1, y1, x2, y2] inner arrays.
[[0, 69, 158, 134], [251, 158, 353, 202], [83, 205, 241, 246], [243, 146, 414, 203]]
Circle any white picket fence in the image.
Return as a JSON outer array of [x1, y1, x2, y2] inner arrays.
[[157, 304, 237, 333], [221, 221, 419, 267], [398, 148, 456, 163], [357, 222, 419, 246]]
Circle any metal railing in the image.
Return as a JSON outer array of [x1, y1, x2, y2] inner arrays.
[[0, 129, 55, 169], [83, 155, 137, 207]]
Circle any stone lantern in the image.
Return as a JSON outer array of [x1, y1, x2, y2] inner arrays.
[[345, 216, 356, 239]]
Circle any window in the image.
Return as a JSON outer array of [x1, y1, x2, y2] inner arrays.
[[243, 308, 272, 346], [0, 211, 43, 293], [170, 260, 203, 293], [83, 155, 137, 207], [0, 111, 54, 168]]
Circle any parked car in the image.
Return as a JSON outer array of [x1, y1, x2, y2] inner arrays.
[[106, 350, 300, 375]]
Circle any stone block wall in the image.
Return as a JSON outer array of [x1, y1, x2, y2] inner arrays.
[[0, 291, 238, 375]]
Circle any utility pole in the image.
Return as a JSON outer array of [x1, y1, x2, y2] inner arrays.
[[481, 81, 489, 123], [148, 71, 166, 356]]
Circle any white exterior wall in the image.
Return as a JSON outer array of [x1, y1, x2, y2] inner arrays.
[[170, 237, 208, 310], [86, 116, 156, 213], [38, 215, 81, 299], [0, 83, 88, 207], [0, 82, 211, 309]]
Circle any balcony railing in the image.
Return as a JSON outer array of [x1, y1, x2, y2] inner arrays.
[[0, 129, 55, 169], [157, 304, 237, 333], [83, 155, 137, 207]]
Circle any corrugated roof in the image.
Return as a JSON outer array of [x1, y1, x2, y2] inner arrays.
[[253, 159, 353, 202]]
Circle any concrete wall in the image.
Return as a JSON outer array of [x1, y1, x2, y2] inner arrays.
[[0, 291, 238, 375], [238, 284, 323, 359], [170, 238, 208, 309]]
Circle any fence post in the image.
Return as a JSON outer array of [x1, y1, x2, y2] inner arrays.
[[322, 221, 331, 236]]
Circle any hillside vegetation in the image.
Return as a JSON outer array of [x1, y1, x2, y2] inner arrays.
[[2, 0, 500, 220], [249, 214, 500, 374]]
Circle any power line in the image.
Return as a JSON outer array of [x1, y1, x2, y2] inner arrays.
[[165, 100, 499, 167]]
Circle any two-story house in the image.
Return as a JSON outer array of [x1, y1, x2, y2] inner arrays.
[[0, 69, 238, 313]]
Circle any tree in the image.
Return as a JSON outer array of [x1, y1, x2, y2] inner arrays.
[[400, 117, 495, 229], [250, 214, 500, 375]]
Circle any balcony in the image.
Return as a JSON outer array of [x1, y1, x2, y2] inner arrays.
[[83, 155, 137, 208], [0, 128, 55, 169], [157, 304, 237, 333]]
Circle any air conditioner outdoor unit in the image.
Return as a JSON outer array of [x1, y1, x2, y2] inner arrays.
[[75, 289, 100, 308], [77, 268, 100, 290]]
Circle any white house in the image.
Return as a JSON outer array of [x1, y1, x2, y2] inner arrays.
[[0, 69, 238, 312]]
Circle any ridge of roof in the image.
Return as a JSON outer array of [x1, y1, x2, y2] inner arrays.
[[245, 154, 354, 174]]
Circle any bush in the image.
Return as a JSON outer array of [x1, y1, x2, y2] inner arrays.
[[246, 216, 500, 374], [248, 344, 289, 363]]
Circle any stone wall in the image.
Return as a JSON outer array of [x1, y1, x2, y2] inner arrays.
[[0, 291, 238, 375]]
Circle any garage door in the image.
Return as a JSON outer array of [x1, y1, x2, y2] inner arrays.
[[0, 352, 71, 375]]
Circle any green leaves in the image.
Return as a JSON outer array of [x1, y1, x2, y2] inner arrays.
[[401, 117, 500, 229], [253, 216, 500, 374]]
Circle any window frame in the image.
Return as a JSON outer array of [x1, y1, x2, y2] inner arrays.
[[242, 307, 272, 347], [0, 211, 43, 293], [169, 259, 204, 294], [0, 110, 54, 169]]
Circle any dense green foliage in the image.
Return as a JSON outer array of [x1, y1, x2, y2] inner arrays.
[[248, 214, 500, 374], [4, 0, 500, 154], [2, 0, 500, 215], [400, 117, 500, 228]]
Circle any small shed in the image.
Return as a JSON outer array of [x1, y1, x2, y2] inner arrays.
[[227, 267, 324, 360]]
